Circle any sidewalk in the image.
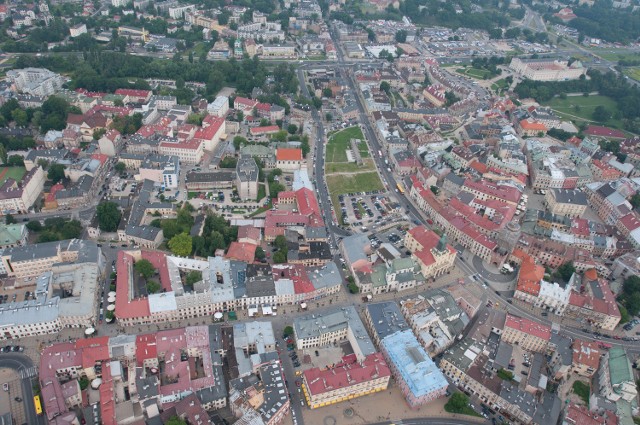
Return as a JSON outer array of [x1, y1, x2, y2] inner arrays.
[[300, 384, 484, 425]]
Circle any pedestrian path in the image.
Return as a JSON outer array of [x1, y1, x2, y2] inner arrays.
[[19, 366, 37, 379]]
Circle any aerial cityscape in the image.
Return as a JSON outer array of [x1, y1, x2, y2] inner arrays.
[[0, 0, 639, 424]]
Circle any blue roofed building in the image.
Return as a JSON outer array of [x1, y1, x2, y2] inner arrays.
[[380, 329, 448, 408]]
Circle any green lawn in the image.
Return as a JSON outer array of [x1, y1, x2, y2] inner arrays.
[[325, 126, 369, 163], [456, 67, 495, 79], [588, 47, 640, 62], [326, 172, 384, 196], [541, 94, 625, 130], [0, 167, 26, 185], [624, 67, 640, 82], [572, 381, 590, 405], [491, 78, 509, 92], [256, 183, 266, 202]]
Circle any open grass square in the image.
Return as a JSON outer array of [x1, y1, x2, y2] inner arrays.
[[541, 94, 624, 129], [0, 167, 26, 185], [325, 126, 368, 163], [326, 172, 384, 196], [572, 380, 590, 405]]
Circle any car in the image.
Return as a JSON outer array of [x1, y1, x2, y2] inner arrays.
[[2, 383, 7, 391], [14, 397, 22, 402], [295, 380, 301, 387]]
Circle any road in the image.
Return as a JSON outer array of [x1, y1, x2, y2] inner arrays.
[[0, 354, 45, 425], [370, 419, 484, 425]]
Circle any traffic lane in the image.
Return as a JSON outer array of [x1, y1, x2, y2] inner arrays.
[[0, 355, 44, 425]]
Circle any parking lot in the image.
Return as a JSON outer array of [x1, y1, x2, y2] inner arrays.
[[338, 193, 403, 228], [367, 226, 410, 253]]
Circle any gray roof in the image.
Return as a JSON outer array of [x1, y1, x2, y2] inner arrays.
[[258, 360, 289, 422], [307, 261, 341, 290], [365, 301, 409, 342], [186, 171, 236, 183], [246, 275, 276, 298], [4, 239, 100, 264], [551, 188, 587, 205], [533, 392, 562, 425], [236, 155, 259, 183], [444, 172, 464, 186], [293, 305, 375, 357], [499, 382, 537, 419], [340, 234, 370, 264], [494, 341, 513, 370]]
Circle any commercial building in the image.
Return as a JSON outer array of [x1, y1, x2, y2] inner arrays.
[[501, 314, 551, 353], [0, 223, 28, 249], [380, 329, 448, 408], [302, 353, 390, 409], [545, 189, 588, 218], [598, 347, 637, 403], [293, 306, 376, 361], [571, 340, 601, 378]]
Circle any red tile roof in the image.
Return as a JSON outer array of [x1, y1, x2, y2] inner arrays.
[[519, 119, 547, 131], [135, 333, 158, 366], [516, 253, 543, 296], [277, 148, 303, 162], [565, 402, 618, 425], [303, 353, 390, 397], [115, 88, 152, 98], [115, 251, 151, 320], [226, 241, 257, 263], [505, 314, 551, 341], [407, 225, 455, 267], [237, 225, 261, 242], [250, 125, 280, 136], [572, 340, 601, 370]]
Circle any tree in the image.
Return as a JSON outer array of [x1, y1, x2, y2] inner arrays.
[[325, 113, 332, 122], [445, 393, 469, 414], [5, 214, 16, 225], [168, 233, 193, 257], [395, 29, 407, 43], [630, 193, 640, 209], [96, 202, 121, 232], [165, 417, 187, 425], [26, 220, 42, 231], [555, 262, 576, 282], [185, 270, 202, 286], [322, 87, 332, 98], [134, 259, 156, 279], [274, 235, 287, 251], [92, 128, 107, 140], [273, 251, 287, 263], [444, 91, 460, 107], [379, 81, 391, 95], [11, 109, 28, 127], [255, 246, 265, 260], [347, 282, 359, 294], [106, 310, 115, 321], [115, 162, 126, 175], [0, 145, 6, 164], [79, 376, 89, 391], [47, 164, 66, 183], [146, 280, 161, 294], [593, 105, 612, 122], [283, 326, 294, 336], [287, 124, 298, 135], [7, 155, 24, 166]]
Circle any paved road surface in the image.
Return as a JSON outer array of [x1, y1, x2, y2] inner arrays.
[[0, 354, 44, 425]]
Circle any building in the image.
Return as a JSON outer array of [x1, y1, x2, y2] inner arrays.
[[302, 353, 390, 409], [0, 223, 28, 249], [207, 96, 229, 117], [545, 189, 588, 218], [293, 306, 376, 361], [0, 167, 45, 215], [501, 314, 551, 353], [138, 154, 180, 189], [275, 148, 303, 171], [598, 347, 637, 402], [98, 129, 123, 157], [69, 23, 87, 38], [40, 325, 227, 424], [404, 226, 456, 280], [571, 340, 601, 377], [6, 68, 65, 96], [380, 329, 448, 408], [509, 58, 586, 81], [236, 155, 259, 200]]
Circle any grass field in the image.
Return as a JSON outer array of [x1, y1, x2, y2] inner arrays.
[[588, 47, 640, 62], [456, 67, 495, 79], [624, 67, 640, 82], [572, 381, 590, 405], [325, 126, 370, 163], [541, 94, 624, 129], [491, 78, 509, 92], [0, 167, 26, 185]]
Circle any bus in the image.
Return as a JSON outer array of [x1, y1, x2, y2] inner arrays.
[[34, 395, 43, 415], [396, 183, 405, 195]]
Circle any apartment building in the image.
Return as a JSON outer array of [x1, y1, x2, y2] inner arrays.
[[7, 67, 65, 96], [509, 58, 586, 81], [571, 340, 601, 378], [501, 314, 551, 353], [236, 155, 259, 200], [302, 353, 390, 409], [0, 166, 45, 215]]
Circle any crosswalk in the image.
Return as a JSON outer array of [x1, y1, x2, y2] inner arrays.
[[19, 367, 37, 379]]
